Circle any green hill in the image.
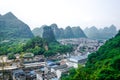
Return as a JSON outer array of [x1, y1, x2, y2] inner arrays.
[[85, 30, 120, 80], [62, 30, 120, 80], [0, 12, 34, 41]]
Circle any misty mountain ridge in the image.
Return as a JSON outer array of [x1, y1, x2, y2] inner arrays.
[[63, 27, 120, 80], [84, 25, 118, 40], [32, 23, 87, 39], [0, 12, 18, 20], [0, 12, 34, 41], [0, 12, 118, 41], [0, 14, 2, 17]]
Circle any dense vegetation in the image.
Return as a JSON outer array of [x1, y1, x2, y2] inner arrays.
[[61, 30, 120, 80], [0, 36, 73, 59], [44, 42, 73, 57], [22, 36, 47, 55], [23, 36, 73, 57], [0, 38, 28, 55]]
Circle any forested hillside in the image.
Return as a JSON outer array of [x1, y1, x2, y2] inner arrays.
[[0, 12, 34, 41], [61, 30, 120, 80]]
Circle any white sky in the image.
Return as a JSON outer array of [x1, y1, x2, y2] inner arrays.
[[0, 0, 120, 30]]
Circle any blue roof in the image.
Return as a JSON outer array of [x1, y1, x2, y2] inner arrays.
[[47, 60, 55, 65], [13, 69, 24, 74], [40, 68, 44, 71], [51, 78, 58, 80], [30, 71, 35, 74]]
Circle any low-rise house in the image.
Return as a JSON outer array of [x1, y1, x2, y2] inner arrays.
[[12, 69, 26, 80], [66, 54, 88, 68], [55, 67, 70, 79], [23, 53, 34, 62], [50, 64, 70, 79], [26, 70, 36, 80], [36, 67, 58, 80]]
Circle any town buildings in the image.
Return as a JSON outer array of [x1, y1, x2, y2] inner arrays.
[[0, 38, 105, 80]]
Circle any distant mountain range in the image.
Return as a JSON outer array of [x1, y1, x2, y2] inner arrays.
[[0, 12, 118, 41], [0, 12, 34, 41], [33, 24, 118, 40], [32, 23, 87, 39], [63, 25, 120, 80], [84, 25, 118, 40]]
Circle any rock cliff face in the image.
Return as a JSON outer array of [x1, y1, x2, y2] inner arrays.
[[42, 26, 56, 43], [64, 26, 74, 38], [72, 26, 87, 38], [50, 24, 61, 39], [32, 23, 87, 39], [0, 12, 34, 40]]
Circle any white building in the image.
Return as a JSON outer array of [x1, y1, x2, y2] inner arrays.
[[66, 53, 90, 68]]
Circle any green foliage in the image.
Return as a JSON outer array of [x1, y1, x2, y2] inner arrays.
[[23, 53, 34, 58], [0, 39, 26, 55], [111, 56, 120, 70], [62, 30, 120, 80], [49, 43, 73, 54], [85, 31, 120, 80], [23, 36, 46, 50], [23, 36, 46, 55], [7, 53, 16, 60], [61, 68, 77, 80], [44, 42, 73, 57], [0, 36, 73, 59], [22, 36, 73, 57], [0, 46, 8, 55], [32, 46, 45, 55], [0, 12, 34, 40], [61, 73, 70, 80], [44, 50, 56, 57]]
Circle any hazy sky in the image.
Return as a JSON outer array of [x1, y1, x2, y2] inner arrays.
[[0, 0, 120, 30]]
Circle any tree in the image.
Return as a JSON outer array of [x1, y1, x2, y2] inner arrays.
[[44, 50, 56, 57], [32, 46, 45, 55], [23, 36, 47, 53], [7, 53, 16, 60]]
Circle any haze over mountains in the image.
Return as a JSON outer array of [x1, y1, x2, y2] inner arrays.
[[0, 12, 118, 41], [32, 24, 87, 39], [0, 12, 34, 41], [63, 26, 120, 80], [32, 24, 118, 40], [84, 25, 117, 40]]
